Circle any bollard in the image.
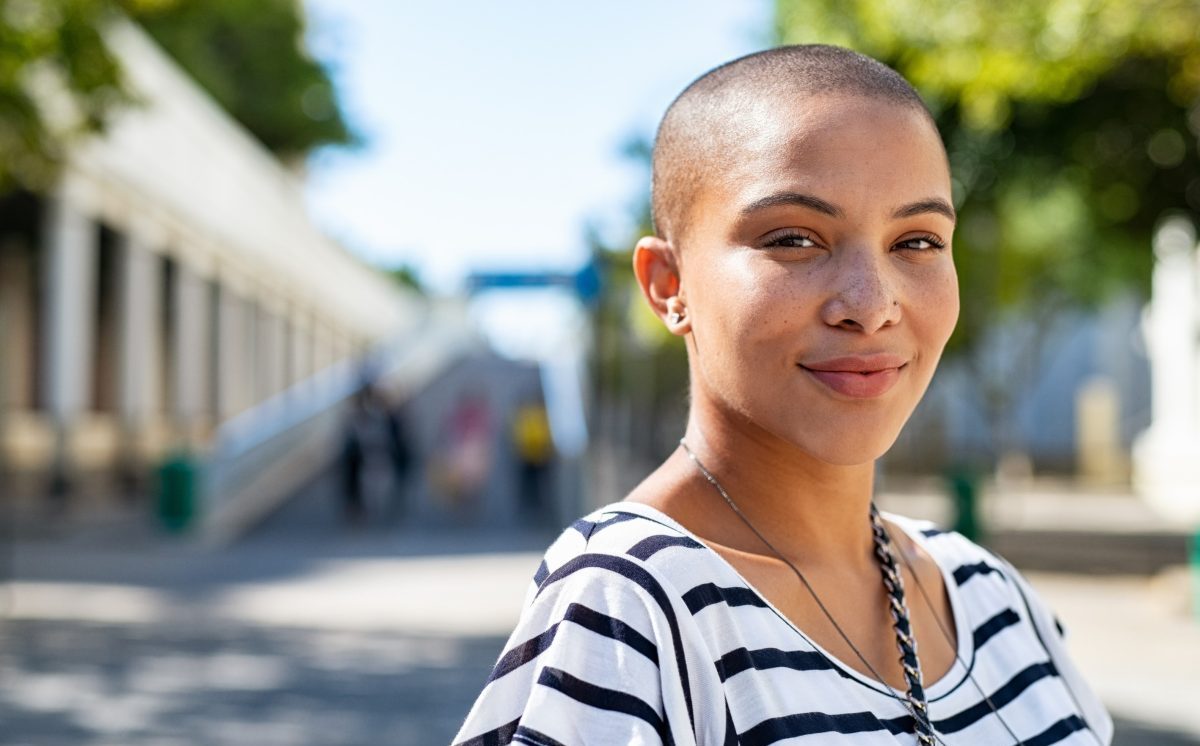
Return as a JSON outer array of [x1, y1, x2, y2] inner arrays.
[[157, 452, 197, 533], [1192, 528, 1200, 622], [946, 464, 981, 542]]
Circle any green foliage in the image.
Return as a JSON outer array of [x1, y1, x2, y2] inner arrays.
[[0, 0, 128, 190], [588, 135, 692, 461], [384, 264, 425, 295], [0, 0, 355, 191], [776, 0, 1200, 129], [776, 0, 1200, 355], [126, 0, 357, 160]]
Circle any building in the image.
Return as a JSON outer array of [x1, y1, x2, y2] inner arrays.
[[0, 18, 424, 503]]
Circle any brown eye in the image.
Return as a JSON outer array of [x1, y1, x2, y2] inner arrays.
[[894, 234, 946, 252], [765, 233, 817, 249]]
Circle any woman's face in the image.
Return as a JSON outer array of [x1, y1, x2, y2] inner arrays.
[[679, 93, 959, 465]]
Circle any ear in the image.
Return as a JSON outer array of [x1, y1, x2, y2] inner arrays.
[[632, 235, 689, 334]]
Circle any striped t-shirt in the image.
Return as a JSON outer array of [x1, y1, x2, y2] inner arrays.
[[453, 502, 1112, 745]]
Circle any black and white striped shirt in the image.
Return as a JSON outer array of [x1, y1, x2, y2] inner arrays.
[[453, 502, 1112, 745]]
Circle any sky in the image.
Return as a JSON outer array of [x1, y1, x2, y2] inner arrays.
[[302, 1, 771, 358]]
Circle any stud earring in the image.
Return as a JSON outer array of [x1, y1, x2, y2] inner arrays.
[[668, 309, 684, 325]]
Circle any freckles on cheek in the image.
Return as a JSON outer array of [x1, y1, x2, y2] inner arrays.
[[923, 271, 961, 341]]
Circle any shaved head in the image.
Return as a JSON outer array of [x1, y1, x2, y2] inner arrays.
[[651, 44, 937, 245]]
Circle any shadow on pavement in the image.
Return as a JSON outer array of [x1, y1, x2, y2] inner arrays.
[[2, 617, 505, 746], [10, 463, 561, 603], [5, 616, 1198, 746]]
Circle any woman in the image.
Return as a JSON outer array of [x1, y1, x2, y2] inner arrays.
[[453, 44, 1112, 746]]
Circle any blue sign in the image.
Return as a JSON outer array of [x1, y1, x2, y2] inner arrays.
[[467, 259, 603, 303]]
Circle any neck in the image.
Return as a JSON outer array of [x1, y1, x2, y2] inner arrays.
[[679, 401, 877, 570]]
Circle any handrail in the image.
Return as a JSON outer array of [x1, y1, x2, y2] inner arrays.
[[199, 305, 475, 544]]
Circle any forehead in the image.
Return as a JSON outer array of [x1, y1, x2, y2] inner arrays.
[[704, 93, 949, 215]]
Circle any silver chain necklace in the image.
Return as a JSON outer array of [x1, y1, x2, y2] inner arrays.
[[679, 438, 1027, 745]]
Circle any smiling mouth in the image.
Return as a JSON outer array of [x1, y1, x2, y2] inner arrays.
[[799, 363, 907, 399]]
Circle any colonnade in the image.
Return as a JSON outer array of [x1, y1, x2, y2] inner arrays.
[[0, 18, 413, 495], [0, 187, 362, 490]]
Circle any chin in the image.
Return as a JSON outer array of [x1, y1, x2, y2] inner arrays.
[[777, 414, 907, 467], [795, 434, 896, 466]]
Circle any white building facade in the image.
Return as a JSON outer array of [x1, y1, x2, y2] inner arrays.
[[0, 19, 421, 495]]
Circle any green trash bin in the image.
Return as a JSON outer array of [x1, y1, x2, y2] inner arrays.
[[945, 464, 981, 542], [1191, 529, 1200, 621], [157, 452, 197, 532]]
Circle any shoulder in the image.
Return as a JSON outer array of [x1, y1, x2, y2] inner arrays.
[[528, 503, 713, 602], [884, 512, 1012, 583], [454, 504, 719, 745], [888, 513, 1075, 647]]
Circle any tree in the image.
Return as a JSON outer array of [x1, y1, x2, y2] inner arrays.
[[384, 264, 425, 295], [588, 135, 690, 476], [128, 0, 357, 161], [0, 0, 355, 191], [776, 0, 1200, 466], [0, 0, 129, 191]]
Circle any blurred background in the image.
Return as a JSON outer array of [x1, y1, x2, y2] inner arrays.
[[1, 0, 1199, 744]]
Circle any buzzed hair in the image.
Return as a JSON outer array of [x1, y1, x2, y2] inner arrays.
[[651, 44, 936, 245]]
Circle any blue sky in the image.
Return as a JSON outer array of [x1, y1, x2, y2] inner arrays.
[[303, 1, 771, 293]]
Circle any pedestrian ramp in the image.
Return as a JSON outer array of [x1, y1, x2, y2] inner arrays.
[[198, 306, 477, 545]]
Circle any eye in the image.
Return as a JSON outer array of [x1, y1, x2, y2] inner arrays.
[[893, 233, 947, 252], [763, 231, 819, 249]]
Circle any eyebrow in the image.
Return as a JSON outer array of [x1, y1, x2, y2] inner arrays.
[[892, 198, 957, 223], [739, 191, 957, 223], [741, 191, 843, 218]]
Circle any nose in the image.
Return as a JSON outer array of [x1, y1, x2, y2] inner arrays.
[[819, 248, 901, 334]]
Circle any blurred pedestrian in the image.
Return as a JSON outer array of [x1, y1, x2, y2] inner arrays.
[[431, 390, 492, 521], [339, 384, 391, 525], [383, 399, 415, 522], [511, 394, 554, 525]]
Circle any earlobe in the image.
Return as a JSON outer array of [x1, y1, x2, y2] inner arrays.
[[632, 236, 689, 333]]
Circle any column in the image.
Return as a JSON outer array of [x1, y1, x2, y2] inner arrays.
[[254, 304, 277, 402], [242, 298, 260, 409], [312, 321, 331, 375], [214, 284, 244, 422], [332, 332, 351, 367], [41, 191, 98, 490], [171, 261, 209, 437], [289, 310, 313, 387], [0, 238, 34, 410], [1133, 217, 1200, 522], [270, 309, 288, 398], [116, 230, 161, 435]]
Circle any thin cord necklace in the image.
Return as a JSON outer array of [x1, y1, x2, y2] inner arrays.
[[679, 438, 1039, 745], [877, 519, 1028, 744], [680, 438, 944, 744]]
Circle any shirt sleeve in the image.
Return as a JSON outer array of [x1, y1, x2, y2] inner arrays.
[[1001, 559, 1114, 745], [452, 552, 695, 746]]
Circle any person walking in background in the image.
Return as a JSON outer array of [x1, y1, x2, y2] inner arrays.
[[338, 384, 392, 525], [511, 393, 554, 526], [384, 398, 415, 523], [431, 389, 493, 522]]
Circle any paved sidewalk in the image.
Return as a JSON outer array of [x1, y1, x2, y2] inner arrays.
[[877, 485, 1193, 575], [3, 482, 1198, 744]]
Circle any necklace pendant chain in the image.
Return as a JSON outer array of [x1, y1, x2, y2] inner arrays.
[[679, 438, 942, 744], [870, 504, 938, 743]]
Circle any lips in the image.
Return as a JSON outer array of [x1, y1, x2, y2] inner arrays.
[[799, 354, 908, 399]]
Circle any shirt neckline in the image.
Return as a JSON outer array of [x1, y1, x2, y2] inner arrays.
[[598, 500, 976, 703]]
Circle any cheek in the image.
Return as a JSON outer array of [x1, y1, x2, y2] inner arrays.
[[690, 251, 762, 327], [714, 256, 810, 347], [908, 262, 960, 352], [688, 252, 805, 383]]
